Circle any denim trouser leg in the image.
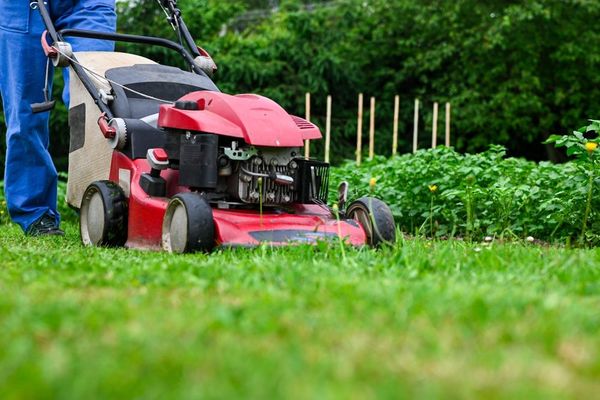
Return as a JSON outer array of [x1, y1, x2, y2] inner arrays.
[[0, 0, 115, 231]]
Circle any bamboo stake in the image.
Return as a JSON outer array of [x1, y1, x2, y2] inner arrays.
[[432, 102, 439, 148], [356, 93, 363, 165], [392, 95, 399, 156], [445, 102, 451, 147], [325, 95, 332, 163], [413, 99, 420, 153], [304, 92, 311, 159], [369, 97, 375, 160]]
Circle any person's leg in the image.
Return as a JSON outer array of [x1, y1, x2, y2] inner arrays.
[[0, 3, 59, 232], [53, 0, 117, 106]]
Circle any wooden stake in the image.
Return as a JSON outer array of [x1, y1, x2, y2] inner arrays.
[[445, 102, 451, 147], [392, 95, 399, 156], [325, 95, 332, 163], [304, 92, 311, 159], [369, 97, 375, 160], [413, 99, 420, 153], [432, 102, 439, 148], [356, 93, 363, 165]]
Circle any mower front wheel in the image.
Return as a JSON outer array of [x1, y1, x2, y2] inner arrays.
[[80, 181, 128, 247], [346, 197, 396, 247], [162, 193, 215, 254]]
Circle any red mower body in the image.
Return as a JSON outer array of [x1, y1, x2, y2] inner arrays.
[[108, 152, 368, 250], [104, 94, 369, 249]]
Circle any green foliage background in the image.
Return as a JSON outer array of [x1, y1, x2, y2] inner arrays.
[[1, 0, 599, 172]]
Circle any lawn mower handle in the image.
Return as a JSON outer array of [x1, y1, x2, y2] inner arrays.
[[58, 29, 204, 75], [33, 0, 208, 120], [160, 0, 202, 58], [35, 0, 202, 71], [34, 1, 59, 43], [35, 0, 115, 119]]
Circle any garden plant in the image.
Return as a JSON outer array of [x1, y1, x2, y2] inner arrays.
[[332, 121, 600, 246]]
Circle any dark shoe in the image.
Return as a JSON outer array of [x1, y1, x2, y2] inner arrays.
[[26, 214, 65, 237]]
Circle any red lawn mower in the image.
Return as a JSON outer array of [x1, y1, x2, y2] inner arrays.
[[36, 0, 395, 252]]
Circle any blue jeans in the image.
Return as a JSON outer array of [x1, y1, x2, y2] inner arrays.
[[0, 0, 116, 231]]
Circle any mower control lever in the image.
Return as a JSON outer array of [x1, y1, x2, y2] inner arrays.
[[98, 114, 116, 139], [140, 149, 169, 197], [40, 30, 58, 59]]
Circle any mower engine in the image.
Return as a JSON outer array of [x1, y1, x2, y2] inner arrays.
[[164, 132, 329, 207], [226, 145, 299, 204], [227, 147, 329, 206], [156, 93, 331, 208]]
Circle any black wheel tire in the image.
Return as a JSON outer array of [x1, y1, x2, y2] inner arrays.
[[80, 180, 128, 247], [346, 197, 396, 247], [162, 193, 215, 254]]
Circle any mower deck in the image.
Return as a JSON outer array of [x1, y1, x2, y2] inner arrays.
[[211, 206, 367, 248]]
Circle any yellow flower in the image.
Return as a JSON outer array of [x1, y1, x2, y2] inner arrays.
[[429, 185, 438, 193], [586, 142, 598, 153]]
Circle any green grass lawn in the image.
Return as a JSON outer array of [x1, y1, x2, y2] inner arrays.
[[1, 222, 600, 399]]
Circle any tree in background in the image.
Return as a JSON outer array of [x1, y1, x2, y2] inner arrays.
[[213, 0, 600, 162], [1, 0, 598, 174]]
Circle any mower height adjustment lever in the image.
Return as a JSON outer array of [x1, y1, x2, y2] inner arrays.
[[140, 148, 170, 197], [147, 148, 169, 176]]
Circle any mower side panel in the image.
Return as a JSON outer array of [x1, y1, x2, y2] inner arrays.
[[158, 92, 321, 147]]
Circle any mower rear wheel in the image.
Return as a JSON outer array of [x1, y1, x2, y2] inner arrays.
[[346, 197, 396, 247], [80, 181, 128, 247], [162, 193, 215, 253]]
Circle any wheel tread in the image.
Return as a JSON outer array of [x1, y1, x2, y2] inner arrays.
[[80, 180, 128, 247], [347, 197, 396, 247]]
